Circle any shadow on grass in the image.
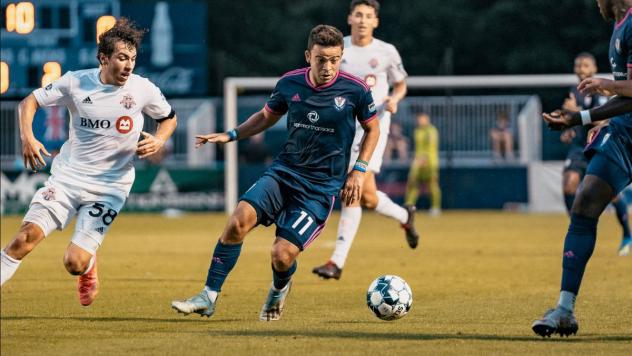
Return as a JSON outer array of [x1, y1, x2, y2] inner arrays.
[[1, 316, 241, 323], [214, 329, 632, 343]]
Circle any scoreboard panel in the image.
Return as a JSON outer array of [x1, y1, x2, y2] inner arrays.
[[0, 0, 207, 97]]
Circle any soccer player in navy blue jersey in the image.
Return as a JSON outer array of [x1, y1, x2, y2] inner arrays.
[[559, 53, 631, 256], [171, 25, 380, 321], [532, 0, 632, 337]]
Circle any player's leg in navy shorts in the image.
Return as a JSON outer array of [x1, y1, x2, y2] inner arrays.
[[240, 174, 286, 228]]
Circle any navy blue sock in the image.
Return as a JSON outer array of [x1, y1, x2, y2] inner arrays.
[[561, 214, 598, 295], [563, 194, 575, 215], [612, 199, 631, 237], [272, 261, 297, 290], [205, 240, 242, 292]]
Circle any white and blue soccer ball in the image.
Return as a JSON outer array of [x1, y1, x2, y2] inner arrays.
[[366, 275, 412, 321]]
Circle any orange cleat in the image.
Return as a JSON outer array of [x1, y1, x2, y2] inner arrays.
[[78, 257, 99, 306]]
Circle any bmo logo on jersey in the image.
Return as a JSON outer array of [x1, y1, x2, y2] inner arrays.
[[115, 116, 134, 134], [80, 117, 111, 129]]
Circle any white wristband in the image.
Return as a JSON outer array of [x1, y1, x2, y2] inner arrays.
[[580, 110, 592, 125]]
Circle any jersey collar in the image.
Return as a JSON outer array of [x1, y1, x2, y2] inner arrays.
[[305, 69, 339, 91]]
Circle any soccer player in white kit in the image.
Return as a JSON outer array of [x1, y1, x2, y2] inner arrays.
[[0, 19, 177, 306], [313, 0, 419, 280]]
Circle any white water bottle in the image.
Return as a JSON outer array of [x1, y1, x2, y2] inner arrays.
[[151, 2, 173, 67]]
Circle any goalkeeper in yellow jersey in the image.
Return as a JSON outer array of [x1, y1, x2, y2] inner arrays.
[[405, 112, 441, 216]]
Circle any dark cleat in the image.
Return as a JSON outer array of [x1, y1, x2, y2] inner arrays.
[[312, 261, 342, 280], [401, 205, 420, 249]]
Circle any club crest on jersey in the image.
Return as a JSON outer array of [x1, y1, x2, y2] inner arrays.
[[364, 74, 377, 88], [307, 111, 320, 123], [44, 83, 53, 91], [42, 187, 56, 201], [369, 58, 379, 68], [334, 96, 346, 111], [120, 94, 136, 110], [116, 116, 134, 134]]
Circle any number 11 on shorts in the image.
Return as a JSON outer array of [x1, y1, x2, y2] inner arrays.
[[292, 211, 313, 236]]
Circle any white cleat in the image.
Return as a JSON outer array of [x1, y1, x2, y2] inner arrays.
[[171, 290, 216, 317], [259, 282, 292, 321], [532, 306, 578, 337]]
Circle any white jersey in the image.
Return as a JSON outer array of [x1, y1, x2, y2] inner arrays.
[[32, 68, 173, 196], [341, 36, 407, 106], [342, 36, 407, 173]]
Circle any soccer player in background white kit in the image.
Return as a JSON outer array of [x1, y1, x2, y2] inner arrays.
[[313, 0, 419, 280], [0, 18, 177, 306]]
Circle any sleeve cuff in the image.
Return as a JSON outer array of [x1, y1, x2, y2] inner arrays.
[[264, 103, 286, 115], [359, 114, 378, 124], [155, 109, 176, 123]]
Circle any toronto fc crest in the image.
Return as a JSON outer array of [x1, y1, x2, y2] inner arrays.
[[120, 94, 136, 109]]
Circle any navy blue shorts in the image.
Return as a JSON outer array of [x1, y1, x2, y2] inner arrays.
[[564, 149, 588, 177], [584, 123, 632, 195], [240, 171, 335, 250]]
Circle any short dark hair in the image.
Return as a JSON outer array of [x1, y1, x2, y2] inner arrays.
[[349, 0, 380, 16], [97, 17, 146, 64], [307, 25, 344, 50], [575, 52, 596, 64]]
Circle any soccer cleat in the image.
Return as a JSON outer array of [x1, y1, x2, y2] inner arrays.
[[618, 236, 631, 256], [401, 205, 420, 249], [78, 257, 99, 306], [312, 261, 342, 280], [259, 282, 292, 321], [532, 307, 579, 337], [171, 290, 216, 317]]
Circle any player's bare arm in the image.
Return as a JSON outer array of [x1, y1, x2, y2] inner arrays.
[[18, 93, 51, 171], [137, 115, 178, 159], [579, 78, 632, 98], [543, 94, 632, 130], [383, 80, 407, 114], [195, 109, 283, 147], [341, 117, 379, 205]]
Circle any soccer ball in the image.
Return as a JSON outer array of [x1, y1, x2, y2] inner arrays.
[[366, 275, 413, 320]]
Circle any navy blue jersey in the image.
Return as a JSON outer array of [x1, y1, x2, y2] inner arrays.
[[608, 8, 632, 136], [264, 68, 377, 195]]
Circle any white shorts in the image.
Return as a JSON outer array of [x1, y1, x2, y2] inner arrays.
[[348, 112, 391, 174], [23, 177, 126, 255]]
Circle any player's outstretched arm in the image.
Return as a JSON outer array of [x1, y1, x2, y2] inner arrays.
[[543, 96, 632, 130], [341, 118, 380, 206], [195, 109, 283, 147], [18, 94, 51, 171], [578, 78, 632, 97], [137, 114, 178, 159]]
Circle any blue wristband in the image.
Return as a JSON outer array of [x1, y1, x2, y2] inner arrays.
[[352, 163, 367, 173], [227, 129, 239, 141]]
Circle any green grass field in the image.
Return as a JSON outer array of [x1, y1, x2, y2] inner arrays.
[[1, 211, 630, 355]]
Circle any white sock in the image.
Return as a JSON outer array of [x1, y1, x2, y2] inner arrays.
[[375, 191, 408, 224], [81, 256, 96, 275], [557, 290, 576, 311], [204, 286, 218, 302], [330, 206, 362, 269], [1, 250, 21, 286]]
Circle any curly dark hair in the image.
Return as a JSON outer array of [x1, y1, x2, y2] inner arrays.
[[97, 17, 146, 64], [307, 25, 344, 50], [349, 0, 380, 16]]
